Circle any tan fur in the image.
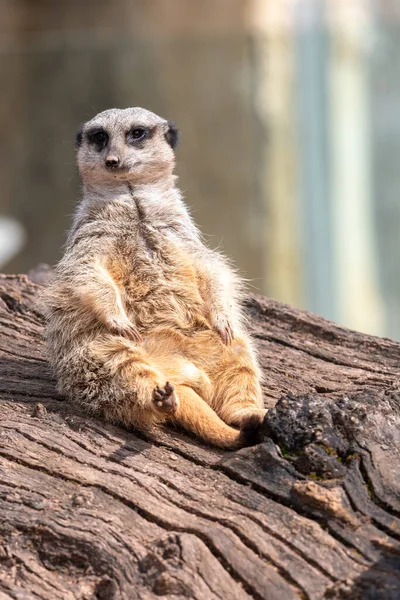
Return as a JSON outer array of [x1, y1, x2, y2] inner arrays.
[[44, 107, 265, 449]]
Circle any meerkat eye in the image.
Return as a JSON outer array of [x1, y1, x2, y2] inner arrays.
[[87, 128, 109, 149], [128, 127, 147, 143], [93, 131, 108, 144]]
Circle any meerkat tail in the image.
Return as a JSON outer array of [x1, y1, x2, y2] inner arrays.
[[170, 385, 262, 449]]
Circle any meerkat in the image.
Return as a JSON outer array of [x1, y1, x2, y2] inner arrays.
[[44, 107, 266, 448]]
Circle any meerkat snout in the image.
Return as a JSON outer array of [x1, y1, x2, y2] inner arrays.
[[105, 155, 120, 168]]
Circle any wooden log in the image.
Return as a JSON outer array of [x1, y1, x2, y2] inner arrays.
[[0, 271, 399, 599]]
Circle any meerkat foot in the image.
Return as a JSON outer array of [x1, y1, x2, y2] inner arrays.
[[152, 382, 179, 414], [222, 407, 268, 429]]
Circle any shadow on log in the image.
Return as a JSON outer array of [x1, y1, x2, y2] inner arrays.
[[0, 271, 399, 599]]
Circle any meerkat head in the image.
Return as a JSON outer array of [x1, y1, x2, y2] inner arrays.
[[76, 107, 179, 185]]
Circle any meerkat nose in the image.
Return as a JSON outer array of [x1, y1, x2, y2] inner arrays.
[[105, 156, 120, 168]]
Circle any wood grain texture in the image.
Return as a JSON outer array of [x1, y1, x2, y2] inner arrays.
[[0, 273, 399, 599]]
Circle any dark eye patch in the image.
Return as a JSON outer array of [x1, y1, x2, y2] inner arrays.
[[86, 127, 109, 150], [76, 125, 83, 148], [126, 127, 149, 145], [165, 122, 179, 150]]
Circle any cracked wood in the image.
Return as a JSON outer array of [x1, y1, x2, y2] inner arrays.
[[0, 273, 399, 599]]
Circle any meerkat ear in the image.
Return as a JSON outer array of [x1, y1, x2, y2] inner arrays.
[[165, 122, 179, 150], [76, 126, 84, 148]]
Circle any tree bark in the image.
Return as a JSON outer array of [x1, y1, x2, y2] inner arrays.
[[0, 272, 399, 600]]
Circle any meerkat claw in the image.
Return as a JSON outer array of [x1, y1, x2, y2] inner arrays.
[[126, 325, 142, 343], [216, 323, 234, 345], [109, 318, 142, 343], [225, 324, 234, 345]]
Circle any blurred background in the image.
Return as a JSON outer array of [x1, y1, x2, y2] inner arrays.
[[0, 0, 399, 338]]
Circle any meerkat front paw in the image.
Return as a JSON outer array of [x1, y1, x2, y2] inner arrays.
[[107, 315, 142, 343], [212, 313, 234, 345], [152, 382, 179, 415]]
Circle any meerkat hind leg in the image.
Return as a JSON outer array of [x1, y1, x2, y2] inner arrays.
[[98, 341, 178, 429], [167, 385, 261, 449], [212, 344, 267, 429]]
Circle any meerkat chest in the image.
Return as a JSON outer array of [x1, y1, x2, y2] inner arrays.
[[113, 228, 200, 301], [123, 232, 206, 329]]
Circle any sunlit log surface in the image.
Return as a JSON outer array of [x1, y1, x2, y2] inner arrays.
[[0, 271, 399, 600]]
